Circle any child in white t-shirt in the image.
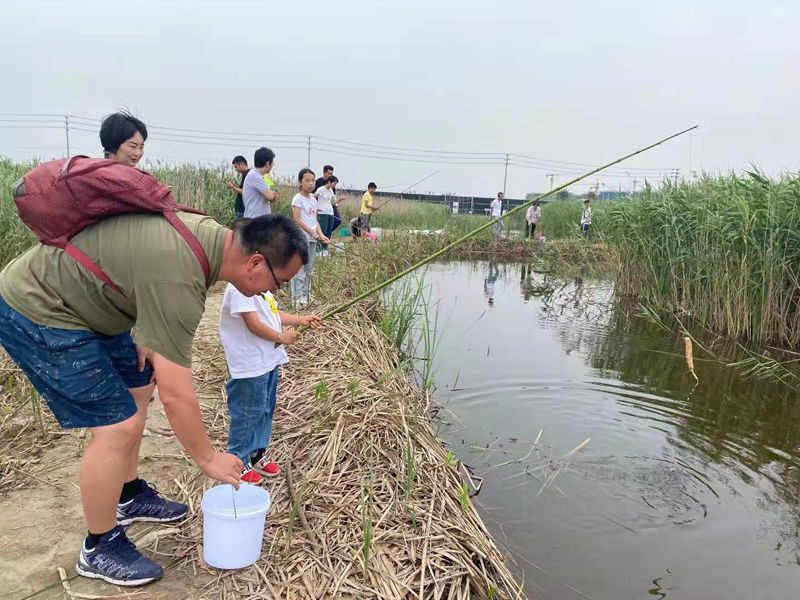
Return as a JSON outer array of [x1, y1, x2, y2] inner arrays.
[[219, 284, 321, 484], [291, 168, 330, 306]]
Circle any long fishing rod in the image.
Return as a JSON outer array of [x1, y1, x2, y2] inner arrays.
[[300, 125, 698, 331], [372, 170, 440, 211]]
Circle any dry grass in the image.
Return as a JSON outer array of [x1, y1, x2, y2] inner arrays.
[[0, 353, 61, 495], [149, 292, 524, 599], [9, 287, 524, 598]]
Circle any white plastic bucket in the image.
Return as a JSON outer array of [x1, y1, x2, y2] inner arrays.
[[201, 483, 271, 569]]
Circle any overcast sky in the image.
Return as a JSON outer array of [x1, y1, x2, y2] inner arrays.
[[1, 0, 798, 198]]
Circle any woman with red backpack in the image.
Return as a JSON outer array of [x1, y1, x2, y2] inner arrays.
[[100, 111, 147, 168]]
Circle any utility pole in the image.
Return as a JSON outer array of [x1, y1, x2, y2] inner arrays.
[[502, 153, 509, 196], [307, 136, 311, 167], [672, 168, 680, 185], [65, 115, 70, 156], [546, 173, 555, 190], [632, 178, 638, 194]]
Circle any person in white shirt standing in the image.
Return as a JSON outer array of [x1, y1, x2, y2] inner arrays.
[[291, 168, 330, 305], [490, 192, 504, 238], [525, 200, 541, 239], [314, 175, 339, 256], [581, 199, 592, 237], [219, 277, 322, 484], [242, 147, 280, 218]]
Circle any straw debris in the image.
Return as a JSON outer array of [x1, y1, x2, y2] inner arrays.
[[164, 290, 525, 599]]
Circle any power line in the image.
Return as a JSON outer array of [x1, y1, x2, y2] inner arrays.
[[68, 126, 309, 151], [69, 124, 306, 146], [314, 140, 506, 163], [147, 124, 303, 139], [0, 112, 70, 118], [511, 151, 675, 172], [0, 125, 64, 130], [2, 114, 684, 177], [314, 135, 505, 157], [0, 118, 63, 124], [312, 143, 507, 166], [508, 156, 673, 175], [507, 161, 672, 177]]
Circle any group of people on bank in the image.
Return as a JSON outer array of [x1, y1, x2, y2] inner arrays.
[[489, 191, 593, 239]]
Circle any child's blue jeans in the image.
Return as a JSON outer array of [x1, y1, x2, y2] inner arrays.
[[226, 367, 279, 464]]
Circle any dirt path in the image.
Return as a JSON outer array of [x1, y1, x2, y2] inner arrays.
[[1, 294, 227, 600]]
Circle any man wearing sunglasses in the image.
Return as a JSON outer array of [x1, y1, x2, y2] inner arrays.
[[0, 213, 308, 587]]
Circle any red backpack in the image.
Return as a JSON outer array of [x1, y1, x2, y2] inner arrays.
[[12, 156, 212, 293]]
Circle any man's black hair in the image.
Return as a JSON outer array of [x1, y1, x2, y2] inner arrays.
[[100, 111, 148, 155], [253, 147, 276, 169], [233, 214, 309, 267], [232, 155, 247, 165], [367, 182, 377, 190], [323, 164, 334, 173]]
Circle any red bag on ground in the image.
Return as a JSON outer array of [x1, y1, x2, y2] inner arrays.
[[12, 156, 211, 293]]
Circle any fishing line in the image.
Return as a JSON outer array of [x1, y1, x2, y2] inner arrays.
[[371, 170, 441, 211]]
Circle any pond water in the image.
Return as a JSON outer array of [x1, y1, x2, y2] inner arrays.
[[416, 260, 800, 600]]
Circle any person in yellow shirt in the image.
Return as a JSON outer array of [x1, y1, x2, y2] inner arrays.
[[263, 172, 278, 195], [359, 182, 378, 232]]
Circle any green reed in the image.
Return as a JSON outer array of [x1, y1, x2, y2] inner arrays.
[[605, 171, 800, 348]]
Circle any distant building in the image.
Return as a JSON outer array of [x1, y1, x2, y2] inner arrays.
[[597, 190, 627, 201]]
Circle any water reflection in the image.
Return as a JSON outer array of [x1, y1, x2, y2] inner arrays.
[[420, 260, 800, 600], [484, 260, 499, 306]]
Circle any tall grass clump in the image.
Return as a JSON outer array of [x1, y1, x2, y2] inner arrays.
[[149, 162, 235, 224], [605, 171, 800, 348], [539, 200, 585, 239], [0, 158, 38, 267], [538, 197, 620, 241], [148, 161, 297, 225], [379, 274, 425, 349]]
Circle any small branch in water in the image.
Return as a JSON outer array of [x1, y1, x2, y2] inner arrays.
[[460, 462, 484, 496]]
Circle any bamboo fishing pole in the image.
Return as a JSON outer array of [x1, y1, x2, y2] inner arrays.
[[299, 125, 698, 331]]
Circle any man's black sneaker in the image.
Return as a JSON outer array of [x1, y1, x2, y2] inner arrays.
[[76, 525, 163, 586], [116, 479, 189, 525]]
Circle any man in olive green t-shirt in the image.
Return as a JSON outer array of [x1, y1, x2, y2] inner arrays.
[[0, 212, 309, 586]]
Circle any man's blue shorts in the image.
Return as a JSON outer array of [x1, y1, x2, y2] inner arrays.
[[0, 294, 153, 429]]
